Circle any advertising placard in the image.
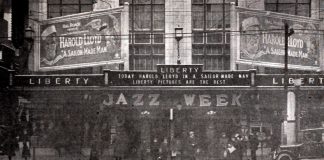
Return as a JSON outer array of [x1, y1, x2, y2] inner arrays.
[[106, 65, 253, 86], [14, 75, 104, 86], [237, 8, 321, 70], [255, 74, 324, 86], [38, 7, 127, 71]]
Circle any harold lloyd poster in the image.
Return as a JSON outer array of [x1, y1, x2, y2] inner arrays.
[[237, 8, 321, 70], [38, 8, 126, 71]]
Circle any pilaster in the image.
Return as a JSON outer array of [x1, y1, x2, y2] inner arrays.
[[165, 0, 192, 65]]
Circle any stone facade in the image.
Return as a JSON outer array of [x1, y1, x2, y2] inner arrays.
[[165, 0, 192, 65]]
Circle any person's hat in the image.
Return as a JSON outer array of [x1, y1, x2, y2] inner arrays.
[[235, 133, 242, 139], [85, 19, 103, 30], [242, 17, 259, 31], [41, 25, 57, 40]]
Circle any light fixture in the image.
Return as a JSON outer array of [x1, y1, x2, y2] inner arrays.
[[175, 26, 183, 65], [176, 103, 182, 110], [175, 27, 183, 41], [141, 110, 150, 115], [25, 26, 35, 53], [207, 111, 216, 115], [25, 26, 35, 42]]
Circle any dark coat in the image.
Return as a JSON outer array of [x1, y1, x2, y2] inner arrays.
[[226, 147, 240, 160], [3, 136, 17, 157], [249, 135, 259, 151]]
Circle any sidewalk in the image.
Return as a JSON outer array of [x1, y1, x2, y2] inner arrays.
[[0, 148, 274, 160], [0, 154, 273, 160]]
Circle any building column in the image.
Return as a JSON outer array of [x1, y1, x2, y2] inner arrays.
[[311, 0, 320, 19], [28, 0, 47, 72], [283, 91, 297, 145], [165, 0, 192, 65], [230, 2, 237, 70]]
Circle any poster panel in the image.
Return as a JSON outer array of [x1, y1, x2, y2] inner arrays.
[[237, 8, 321, 70], [39, 8, 124, 71]]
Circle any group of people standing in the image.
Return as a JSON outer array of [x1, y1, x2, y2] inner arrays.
[[153, 131, 262, 160], [221, 132, 260, 160]]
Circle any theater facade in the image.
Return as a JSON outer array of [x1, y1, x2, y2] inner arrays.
[[12, 64, 324, 160]]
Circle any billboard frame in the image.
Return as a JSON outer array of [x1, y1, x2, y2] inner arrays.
[[34, 6, 129, 71], [232, 7, 321, 71]]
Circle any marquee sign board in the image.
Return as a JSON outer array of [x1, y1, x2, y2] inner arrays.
[[37, 7, 128, 71], [105, 65, 254, 86], [12, 65, 255, 87], [14, 75, 103, 86], [14, 73, 324, 87], [255, 74, 324, 86], [236, 7, 321, 70]]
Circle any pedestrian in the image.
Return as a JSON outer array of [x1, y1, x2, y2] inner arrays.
[[225, 142, 239, 160], [3, 132, 17, 160], [113, 132, 129, 160], [249, 132, 259, 160], [139, 139, 151, 160], [170, 138, 182, 160], [183, 131, 198, 160], [159, 138, 169, 160], [219, 132, 229, 159], [269, 133, 280, 152], [22, 141, 31, 160], [89, 148, 99, 160], [234, 134, 244, 160], [152, 137, 160, 160]]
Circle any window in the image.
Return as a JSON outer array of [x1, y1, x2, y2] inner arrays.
[[47, 0, 93, 18], [265, 0, 311, 17], [192, 0, 231, 70], [121, 0, 165, 70]]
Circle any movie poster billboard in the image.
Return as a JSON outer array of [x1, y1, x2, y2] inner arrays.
[[38, 7, 127, 71], [236, 8, 321, 70]]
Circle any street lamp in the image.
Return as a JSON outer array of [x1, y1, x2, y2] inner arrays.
[[294, 78, 302, 143], [282, 23, 294, 145], [24, 26, 35, 52], [284, 23, 294, 89], [25, 26, 34, 41], [13, 26, 35, 73], [175, 27, 183, 65]]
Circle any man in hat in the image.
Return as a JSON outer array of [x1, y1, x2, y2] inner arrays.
[[183, 131, 198, 160], [219, 132, 229, 159], [234, 133, 244, 160], [41, 25, 64, 66], [240, 17, 263, 60], [249, 132, 259, 160]]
